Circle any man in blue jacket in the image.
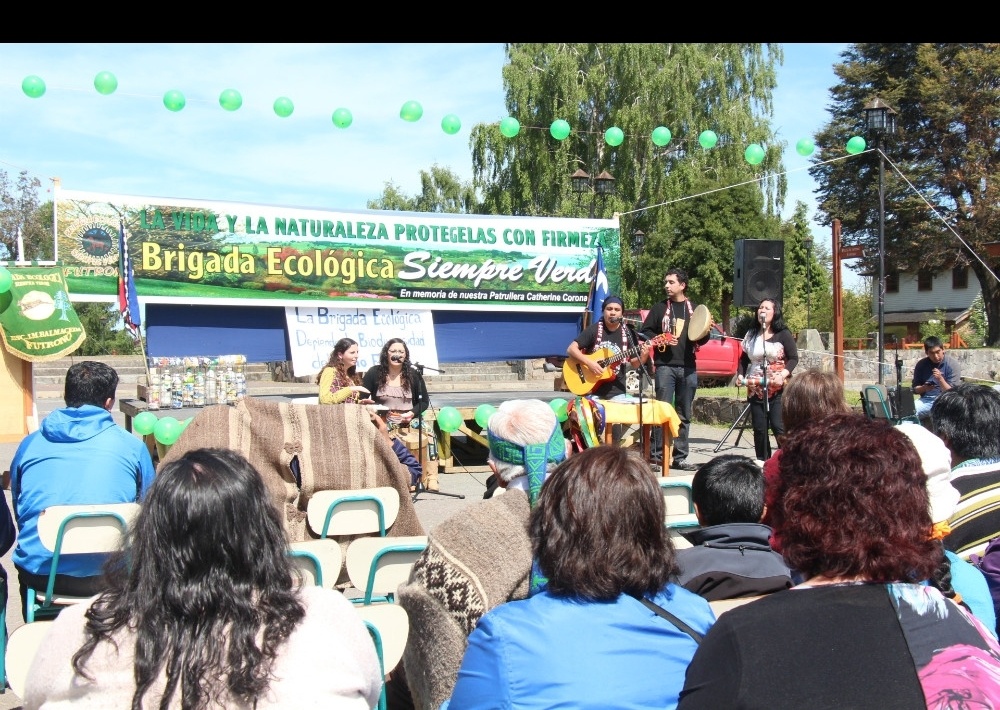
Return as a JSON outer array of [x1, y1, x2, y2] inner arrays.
[[10, 360, 155, 619]]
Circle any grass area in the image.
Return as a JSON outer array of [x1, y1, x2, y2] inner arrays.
[[698, 385, 863, 407]]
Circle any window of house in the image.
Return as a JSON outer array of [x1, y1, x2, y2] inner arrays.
[[953, 265, 969, 289], [886, 271, 899, 293], [917, 271, 933, 292]]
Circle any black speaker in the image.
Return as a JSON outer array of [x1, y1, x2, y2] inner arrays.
[[733, 240, 784, 307]]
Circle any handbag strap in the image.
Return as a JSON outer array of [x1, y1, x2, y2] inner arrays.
[[637, 597, 703, 645]]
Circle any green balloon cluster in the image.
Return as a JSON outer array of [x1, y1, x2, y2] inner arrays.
[[651, 126, 672, 147], [549, 398, 569, 423], [437, 406, 464, 433], [0, 267, 12, 294], [273, 97, 294, 118], [93, 71, 118, 95], [441, 114, 462, 135], [400, 100, 423, 122], [163, 90, 186, 112], [22, 75, 46, 99], [550, 119, 571, 141], [474, 404, 497, 429], [219, 89, 243, 111], [132, 411, 157, 436], [846, 136, 867, 154], [332, 107, 353, 128], [796, 138, 815, 156], [500, 116, 520, 138], [604, 126, 624, 147], [744, 143, 765, 165], [698, 130, 718, 150], [153, 416, 182, 446]]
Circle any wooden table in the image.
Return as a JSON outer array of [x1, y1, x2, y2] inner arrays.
[[598, 398, 680, 472]]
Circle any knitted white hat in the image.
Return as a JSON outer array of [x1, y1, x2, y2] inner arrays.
[[895, 422, 959, 524]]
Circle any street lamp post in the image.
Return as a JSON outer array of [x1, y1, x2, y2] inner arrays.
[[632, 229, 645, 308], [863, 97, 898, 385], [570, 169, 616, 218], [803, 235, 814, 330]]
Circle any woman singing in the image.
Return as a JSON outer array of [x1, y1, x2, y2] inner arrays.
[[737, 298, 798, 461], [316, 337, 372, 405], [362, 338, 430, 428]]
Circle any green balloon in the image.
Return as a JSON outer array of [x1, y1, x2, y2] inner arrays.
[[182, 416, 194, 429], [441, 114, 462, 135], [133, 411, 157, 436], [698, 130, 718, 150], [273, 97, 294, 118], [21, 75, 46, 99], [604, 126, 624, 147], [651, 126, 672, 147], [474, 404, 497, 429], [550, 119, 571, 141], [219, 89, 243, 111], [163, 90, 186, 112], [332, 107, 353, 128], [93, 71, 118, 95], [744, 143, 765, 165], [500, 116, 520, 138], [796, 138, 815, 156], [153, 416, 182, 446], [0, 266, 11, 294], [436, 406, 464, 434], [400, 100, 423, 122], [549, 399, 569, 423], [846, 135, 867, 154]]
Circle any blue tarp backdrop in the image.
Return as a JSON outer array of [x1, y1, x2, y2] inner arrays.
[[145, 304, 580, 363]]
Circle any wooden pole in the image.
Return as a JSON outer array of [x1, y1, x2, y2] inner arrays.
[[832, 220, 844, 383]]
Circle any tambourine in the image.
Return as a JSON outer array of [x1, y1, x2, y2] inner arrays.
[[688, 304, 712, 341]]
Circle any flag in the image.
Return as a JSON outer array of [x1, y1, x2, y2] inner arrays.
[[118, 219, 141, 340], [582, 245, 609, 330]]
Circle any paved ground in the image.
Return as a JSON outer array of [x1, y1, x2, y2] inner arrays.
[[0, 390, 756, 707]]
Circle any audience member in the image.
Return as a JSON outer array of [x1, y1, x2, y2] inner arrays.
[[447, 446, 714, 709], [9, 361, 155, 619], [896, 422, 997, 634], [397, 399, 568, 709], [674, 455, 792, 601], [317, 337, 373, 404], [932, 383, 1000, 560], [23, 447, 381, 708], [678, 414, 1000, 708], [912, 335, 961, 421]]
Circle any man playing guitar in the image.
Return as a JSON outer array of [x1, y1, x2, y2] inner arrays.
[[566, 295, 651, 400]]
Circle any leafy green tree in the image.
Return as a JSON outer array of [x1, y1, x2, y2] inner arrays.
[[75, 303, 142, 356], [777, 203, 833, 333], [469, 43, 785, 311], [812, 43, 1000, 344], [0, 170, 51, 261], [368, 165, 476, 213]]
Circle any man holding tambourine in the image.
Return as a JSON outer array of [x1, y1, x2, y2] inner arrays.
[[641, 268, 713, 471]]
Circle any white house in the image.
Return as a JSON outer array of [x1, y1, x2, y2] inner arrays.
[[881, 265, 979, 343]]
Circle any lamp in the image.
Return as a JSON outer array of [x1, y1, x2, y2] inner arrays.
[[803, 235, 814, 330], [569, 168, 616, 218], [863, 97, 898, 384], [632, 229, 645, 306]]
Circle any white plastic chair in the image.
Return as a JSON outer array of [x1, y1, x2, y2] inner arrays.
[[287, 539, 344, 589], [4, 620, 55, 698], [660, 476, 696, 520], [345, 535, 428, 604], [357, 603, 409, 710], [307, 487, 401, 538], [666, 515, 700, 551]]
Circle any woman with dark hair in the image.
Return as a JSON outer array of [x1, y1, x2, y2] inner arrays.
[[678, 414, 1000, 708], [361, 338, 429, 428], [447, 446, 714, 709], [317, 337, 373, 405], [23, 448, 382, 709], [736, 298, 798, 461]]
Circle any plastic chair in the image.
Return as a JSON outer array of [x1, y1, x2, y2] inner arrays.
[[660, 476, 695, 520], [708, 595, 765, 617], [4, 620, 55, 698], [345, 535, 428, 605], [666, 516, 700, 551], [287, 539, 344, 589], [860, 384, 920, 425], [307, 487, 401, 539], [358, 603, 409, 710], [26, 503, 140, 622]]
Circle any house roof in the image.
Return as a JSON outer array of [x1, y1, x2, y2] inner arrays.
[[883, 309, 968, 324]]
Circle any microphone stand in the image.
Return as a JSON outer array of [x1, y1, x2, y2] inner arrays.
[[410, 362, 465, 503], [758, 316, 772, 461]]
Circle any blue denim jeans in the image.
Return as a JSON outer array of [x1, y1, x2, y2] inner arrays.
[[653, 365, 698, 462]]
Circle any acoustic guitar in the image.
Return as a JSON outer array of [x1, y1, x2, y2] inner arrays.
[[563, 333, 671, 396]]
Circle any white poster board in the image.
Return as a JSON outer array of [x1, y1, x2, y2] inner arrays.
[[285, 306, 439, 378]]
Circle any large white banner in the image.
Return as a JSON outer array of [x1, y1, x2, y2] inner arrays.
[[285, 306, 439, 378]]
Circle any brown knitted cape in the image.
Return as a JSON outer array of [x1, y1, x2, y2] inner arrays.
[[157, 397, 424, 542]]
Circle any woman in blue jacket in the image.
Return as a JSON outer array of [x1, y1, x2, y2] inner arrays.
[[446, 446, 715, 710]]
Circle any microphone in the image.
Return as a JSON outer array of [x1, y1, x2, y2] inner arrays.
[[608, 316, 623, 323], [390, 355, 404, 363], [759, 312, 766, 325]]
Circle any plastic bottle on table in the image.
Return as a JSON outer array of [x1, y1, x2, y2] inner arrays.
[[171, 373, 183, 409], [193, 368, 205, 407], [205, 365, 217, 406], [147, 369, 161, 411]]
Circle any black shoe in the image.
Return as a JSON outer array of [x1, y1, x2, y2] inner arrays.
[[672, 459, 699, 472]]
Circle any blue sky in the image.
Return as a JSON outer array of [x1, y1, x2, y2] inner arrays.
[[0, 42, 855, 284]]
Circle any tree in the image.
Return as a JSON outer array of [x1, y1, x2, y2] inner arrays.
[[367, 165, 476, 213], [811, 43, 1000, 344], [777, 202, 833, 333], [469, 43, 785, 312], [0, 169, 51, 261], [75, 303, 142, 356]]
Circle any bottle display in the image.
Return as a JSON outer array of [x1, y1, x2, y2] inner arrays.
[[171, 372, 183, 409], [147, 369, 161, 410]]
